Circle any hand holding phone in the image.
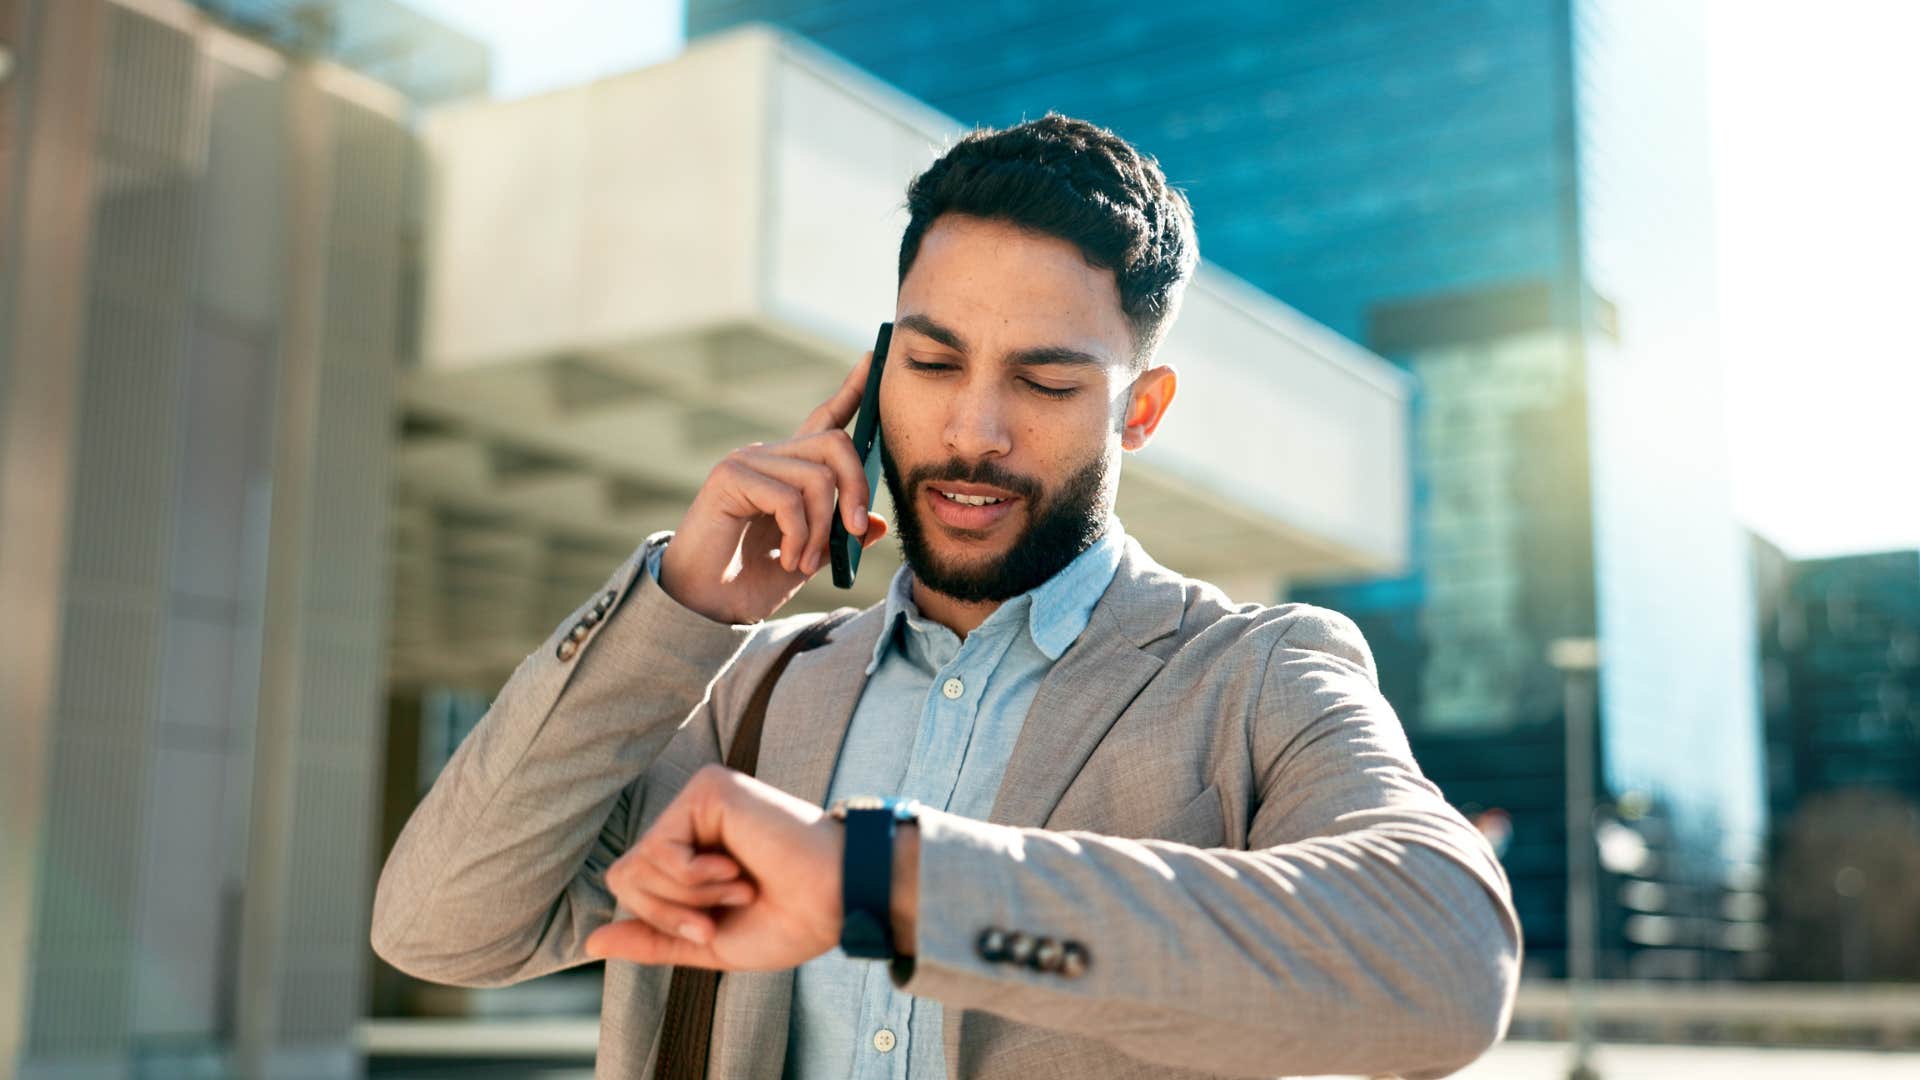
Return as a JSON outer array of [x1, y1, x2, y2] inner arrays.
[[655, 330, 891, 624]]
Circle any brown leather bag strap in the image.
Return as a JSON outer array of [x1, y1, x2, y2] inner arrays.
[[654, 606, 861, 1080]]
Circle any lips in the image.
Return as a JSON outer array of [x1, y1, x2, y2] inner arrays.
[[923, 483, 1021, 531]]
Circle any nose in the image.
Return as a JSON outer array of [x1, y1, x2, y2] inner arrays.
[[941, 379, 1013, 461]]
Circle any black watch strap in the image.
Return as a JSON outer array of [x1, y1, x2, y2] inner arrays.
[[840, 806, 896, 958], [835, 796, 920, 959]]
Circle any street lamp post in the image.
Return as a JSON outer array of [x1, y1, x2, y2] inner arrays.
[[1550, 637, 1602, 1080]]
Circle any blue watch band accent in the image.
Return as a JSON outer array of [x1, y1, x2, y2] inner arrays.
[[839, 797, 919, 960]]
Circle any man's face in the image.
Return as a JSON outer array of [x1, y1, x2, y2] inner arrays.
[[880, 213, 1140, 602]]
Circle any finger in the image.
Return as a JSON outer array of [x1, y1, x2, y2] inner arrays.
[[787, 429, 873, 537], [632, 809, 746, 891], [796, 350, 873, 437], [625, 855, 758, 910], [585, 917, 718, 968], [716, 460, 811, 573], [617, 887, 722, 945], [689, 851, 743, 883], [737, 451, 836, 576]]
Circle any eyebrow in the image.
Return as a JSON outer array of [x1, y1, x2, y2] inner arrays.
[[895, 312, 1110, 369]]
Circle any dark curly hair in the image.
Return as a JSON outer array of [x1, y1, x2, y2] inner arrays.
[[897, 112, 1199, 371]]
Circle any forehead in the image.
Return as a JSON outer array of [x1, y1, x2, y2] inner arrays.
[[897, 214, 1132, 366]]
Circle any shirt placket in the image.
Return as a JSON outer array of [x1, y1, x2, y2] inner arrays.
[[895, 610, 1023, 812], [857, 609, 1023, 1079], [846, 961, 914, 1079]]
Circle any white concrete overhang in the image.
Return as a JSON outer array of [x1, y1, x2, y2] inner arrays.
[[393, 24, 1410, 688]]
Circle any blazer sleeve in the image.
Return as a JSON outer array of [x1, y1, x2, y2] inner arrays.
[[890, 607, 1523, 1080], [369, 531, 762, 987]]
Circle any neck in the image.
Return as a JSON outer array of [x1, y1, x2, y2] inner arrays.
[[909, 577, 1004, 639]]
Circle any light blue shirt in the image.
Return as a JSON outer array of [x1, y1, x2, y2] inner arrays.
[[786, 519, 1124, 1080], [646, 521, 1125, 1079]]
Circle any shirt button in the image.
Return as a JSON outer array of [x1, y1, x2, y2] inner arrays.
[[872, 1028, 896, 1053], [942, 677, 964, 700]]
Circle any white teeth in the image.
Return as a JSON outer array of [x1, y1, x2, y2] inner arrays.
[[940, 491, 1005, 506]]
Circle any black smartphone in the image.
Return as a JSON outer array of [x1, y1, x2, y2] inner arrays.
[[829, 322, 891, 589]]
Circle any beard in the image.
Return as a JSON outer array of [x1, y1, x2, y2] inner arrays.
[[880, 433, 1115, 604]]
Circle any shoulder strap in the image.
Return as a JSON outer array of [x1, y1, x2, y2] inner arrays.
[[655, 605, 862, 1080], [724, 605, 862, 776]]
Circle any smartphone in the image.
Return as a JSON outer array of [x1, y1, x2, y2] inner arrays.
[[829, 322, 891, 589]]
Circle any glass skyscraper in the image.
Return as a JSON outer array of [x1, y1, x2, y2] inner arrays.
[[687, 0, 1764, 978], [1753, 537, 1920, 980]]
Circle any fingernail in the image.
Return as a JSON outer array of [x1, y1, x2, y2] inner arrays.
[[723, 887, 751, 906], [854, 506, 869, 532], [804, 550, 820, 575], [679, 921, 708, 943]]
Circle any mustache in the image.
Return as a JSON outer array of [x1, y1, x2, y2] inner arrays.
[[905, 458, 1042, 502]]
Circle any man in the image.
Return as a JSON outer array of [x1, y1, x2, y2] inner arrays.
[[372, 113, 1521, 1079]]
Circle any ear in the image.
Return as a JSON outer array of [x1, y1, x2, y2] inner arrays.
[[1119, 365, 1177, 451]]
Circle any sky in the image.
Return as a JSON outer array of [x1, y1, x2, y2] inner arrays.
[[1705, 0, 1920, 559], [406, 0, 1919, 562]]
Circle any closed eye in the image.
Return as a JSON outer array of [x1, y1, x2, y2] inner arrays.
[[904, 360, 1078, 399], [1022, 380, 1077, 399]]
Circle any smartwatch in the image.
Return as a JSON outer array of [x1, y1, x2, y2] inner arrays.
[[828, 795, 922, 959]]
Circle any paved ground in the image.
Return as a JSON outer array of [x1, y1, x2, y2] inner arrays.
[[1450, 1040, 1920, 1079], [366, 1040, 1920, 1078]]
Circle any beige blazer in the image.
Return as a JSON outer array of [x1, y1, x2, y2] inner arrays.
[[372, 530, 1521, 1079]]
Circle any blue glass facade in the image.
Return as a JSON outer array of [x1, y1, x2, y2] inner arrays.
[[690, 0, 1576, 342], [688, 0, 1763, 979], [1753, 539, 1920, 979]]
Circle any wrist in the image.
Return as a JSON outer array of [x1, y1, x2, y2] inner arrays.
[[656, 536, 761, 626]]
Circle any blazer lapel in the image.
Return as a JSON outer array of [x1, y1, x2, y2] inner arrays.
[[950, 536, 1186, 1075], [985, 534, 1186, 830], [708, 604, 886, 1080]]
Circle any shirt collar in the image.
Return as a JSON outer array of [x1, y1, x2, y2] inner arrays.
[[864, 516, 1127, 675]]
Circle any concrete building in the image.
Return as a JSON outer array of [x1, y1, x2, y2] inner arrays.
[[0, 0, 409, 1074], [684, 0, 1767, 979]]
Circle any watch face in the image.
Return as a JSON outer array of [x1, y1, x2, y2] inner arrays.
[[830, 795, 921, 822], [830, 794, 888, 820]]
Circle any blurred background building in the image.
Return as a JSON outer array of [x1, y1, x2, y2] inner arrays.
[[1752, 538, 1920, 982], [0, 0, 428, 1074], [683, 0, 1764, 980]]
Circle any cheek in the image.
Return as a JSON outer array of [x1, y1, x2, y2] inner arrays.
[[880, 389, 932, 454], [1019, 402, 1114, 471]]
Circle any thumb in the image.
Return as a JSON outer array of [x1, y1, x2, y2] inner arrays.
[[585, 918, 714, 968]]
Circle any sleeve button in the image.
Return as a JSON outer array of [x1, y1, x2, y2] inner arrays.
[[1058, 941, 1089, 979], [569, 623, 591, 642], [1032, 937, 1064, 972], [976, 927, 1008, 962], [597, 590, 616, 611], [556, 638, 579, 661], [1004, 931, 1036, 966]]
